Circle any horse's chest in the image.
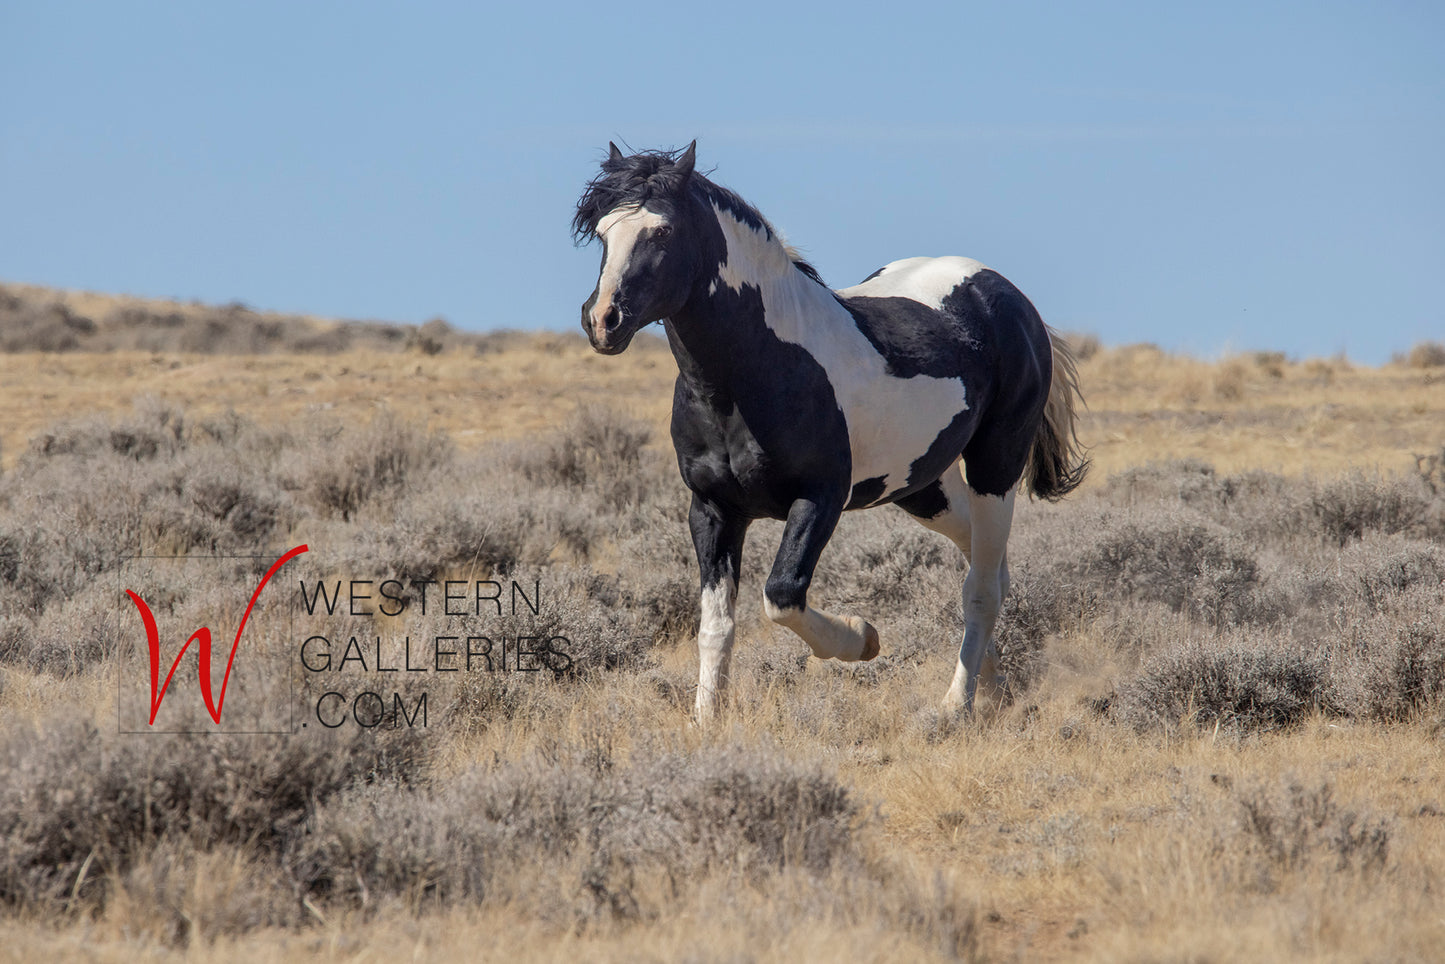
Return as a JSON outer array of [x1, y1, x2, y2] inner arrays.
[[671, 390, 842, 517]]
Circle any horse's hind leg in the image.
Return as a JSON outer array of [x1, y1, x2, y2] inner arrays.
[[764, 493, 880, 662], [896, 463, 1010, 706], [689, 495, 748, 723], [948, 487, 1015, 713]]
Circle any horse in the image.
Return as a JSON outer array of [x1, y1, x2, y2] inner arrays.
[[573, 141, 1088, 722]]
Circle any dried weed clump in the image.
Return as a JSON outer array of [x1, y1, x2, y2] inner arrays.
[[1229, 778, 1392, 880], [0, 713, 425, 922], [0, 710, 892, 945], [1110, 634, 1336, 732], [295, 741, 861, 917], [1394, 340, 1445, 369]]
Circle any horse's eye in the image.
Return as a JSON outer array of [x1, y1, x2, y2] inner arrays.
[[653, 225, 672, 241]]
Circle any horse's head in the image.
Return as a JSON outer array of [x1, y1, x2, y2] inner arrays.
[[573, 141, 705, 354]]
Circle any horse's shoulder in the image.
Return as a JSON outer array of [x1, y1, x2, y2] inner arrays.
[[834, 256, 989, 308]]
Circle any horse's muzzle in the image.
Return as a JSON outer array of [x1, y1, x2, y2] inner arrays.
[[582, 298, 633, 354]]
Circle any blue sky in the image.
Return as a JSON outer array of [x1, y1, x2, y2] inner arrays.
[[2, 1, 1440, 362]]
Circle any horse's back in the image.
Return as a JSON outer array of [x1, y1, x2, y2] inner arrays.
[[836, 256, 989, 308], [836, 255, 1049, 383]]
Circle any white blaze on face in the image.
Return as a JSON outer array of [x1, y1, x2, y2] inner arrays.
[[591, 205, 669, 337], [710, 213, 977, 504]]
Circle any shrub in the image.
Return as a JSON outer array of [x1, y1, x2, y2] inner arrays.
[[28, 399, 186, 462], [1107, 459, 1236, 511], [291, 741, 862, 916], [1340, 537, 1445, 611], [1412, 446, 1444, 496], [0, 714, 426, 916], [1112, 635, 1335, 732], [993, 562, 1099, 691], [509, 406, 658, 513], [1333, 596, 1445, 722], [23, 580, 132, 677], [1308, 473, 1429, 546], [1067, 510, 1261, 626], [1397, 340, 1445, 368], [294, 413, 452, 521], [0, 289, 96, 352]]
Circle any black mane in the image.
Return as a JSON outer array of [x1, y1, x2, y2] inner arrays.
[[572, 145, 826, 287], [571, 147, 692, 242]]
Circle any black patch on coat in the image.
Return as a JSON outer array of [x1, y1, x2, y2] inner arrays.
[[846, 475, 888, 510], [840, 294, 978, 380], [902, 407, 981, 497], [689, 493, 748, 593], [894, 479, 950, 520]]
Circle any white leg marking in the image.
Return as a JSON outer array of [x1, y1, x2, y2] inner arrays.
[[694, 578, 738, 723], [942, 489, 1015, 715], [978, 547, 1010, 701], [763, 597, 878, 662]]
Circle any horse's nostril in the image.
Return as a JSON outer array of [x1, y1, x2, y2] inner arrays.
[[601, 303, 621, 331]]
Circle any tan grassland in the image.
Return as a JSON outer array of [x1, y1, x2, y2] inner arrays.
[[0, 292, 1443, 962], [2, 333, 1442, 482]]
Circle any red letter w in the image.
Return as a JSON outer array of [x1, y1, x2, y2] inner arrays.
[[126, 545, 308, 725]]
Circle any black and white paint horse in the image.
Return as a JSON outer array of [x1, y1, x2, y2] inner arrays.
[[574, 142, 1088, 721]]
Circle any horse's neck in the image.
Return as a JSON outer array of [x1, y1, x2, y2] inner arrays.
[[710, 206, 799, 295], [668, 208, 849, 395]]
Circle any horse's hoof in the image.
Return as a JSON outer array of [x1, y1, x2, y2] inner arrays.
[[860, 622, 880, 661]]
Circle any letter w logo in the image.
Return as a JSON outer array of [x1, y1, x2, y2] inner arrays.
[[126, 545, 308, 725]]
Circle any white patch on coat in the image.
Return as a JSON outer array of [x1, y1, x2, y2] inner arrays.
[[711, 208, 969, 503], [835, 256, 988, 309], [591, 205, 669, 333]]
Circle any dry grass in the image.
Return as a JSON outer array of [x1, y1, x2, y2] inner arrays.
[[1, 291, 1444, 961], [1081, 343, 1445, 481], [3, 335, 1440, 488]]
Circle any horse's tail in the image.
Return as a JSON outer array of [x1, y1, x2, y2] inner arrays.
[[1025, 326, 1090, 501]]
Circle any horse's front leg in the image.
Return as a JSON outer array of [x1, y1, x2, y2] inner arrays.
[[763, 493, 880, 662], [689, 494, 748, 723]]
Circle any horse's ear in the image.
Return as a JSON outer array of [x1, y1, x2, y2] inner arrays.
[[608, 142, 625, 163], [675, 140, 697, 179]]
